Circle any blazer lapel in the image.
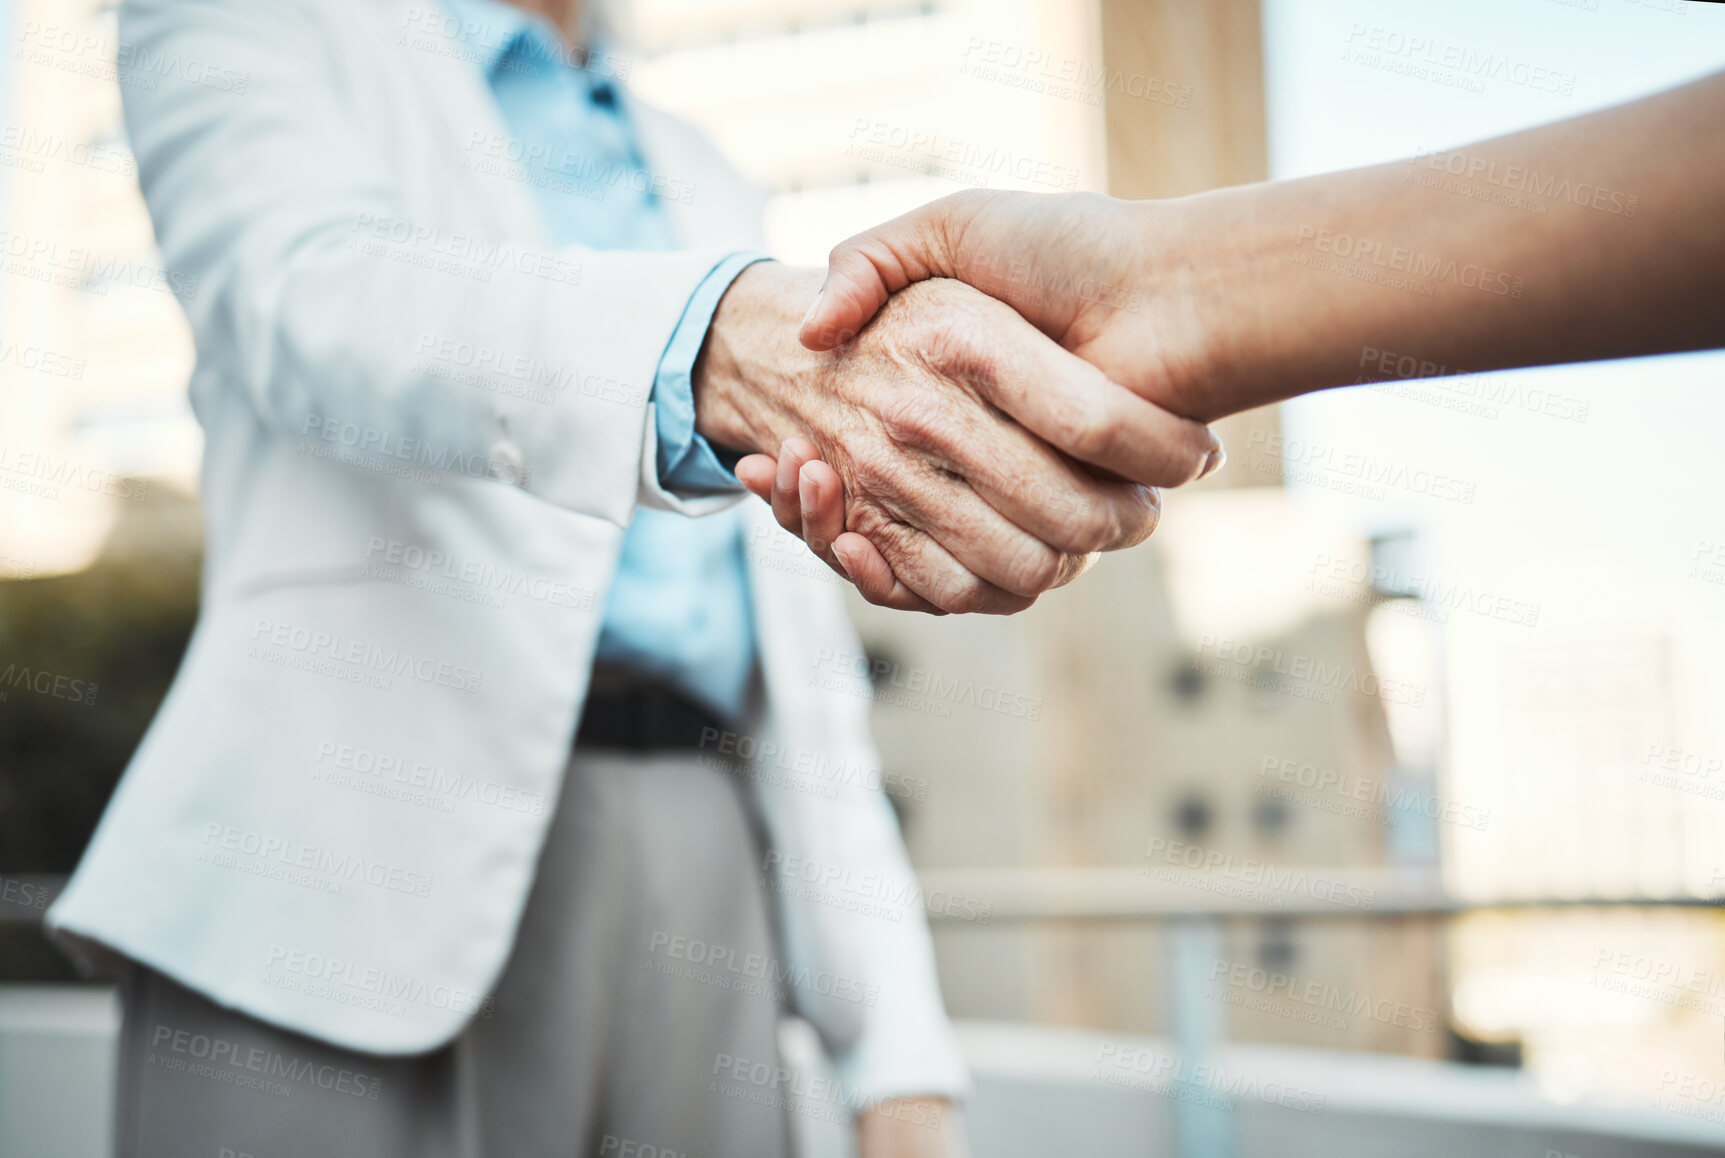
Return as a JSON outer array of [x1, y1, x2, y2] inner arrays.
[[373, 0, 549, 244]]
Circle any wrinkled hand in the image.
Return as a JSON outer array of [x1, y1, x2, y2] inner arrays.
[[697, 262, 1220, 614], [797, 189, 1220, 422], [738, 438, 999, 608], [736, 194, 1226, 608]]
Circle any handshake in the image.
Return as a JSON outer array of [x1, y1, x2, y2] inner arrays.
[[689, 65, 1725, 616], [692, 67, 1725, 614], [692, 191, 1230, 617]]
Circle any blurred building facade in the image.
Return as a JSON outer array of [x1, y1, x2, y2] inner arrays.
[[0, 0, 201, 578], [0, 0, 1453, 1060], [627, 0, 1451, 1060], [5, 0, 1725, 1108]]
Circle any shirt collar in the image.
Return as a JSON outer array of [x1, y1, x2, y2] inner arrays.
[[440, 0, 566, 82]]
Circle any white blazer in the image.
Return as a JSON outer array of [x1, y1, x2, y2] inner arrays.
[[48, 0, 965, 1107]]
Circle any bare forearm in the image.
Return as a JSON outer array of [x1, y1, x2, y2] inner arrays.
[[1161, 70, 1725, 419], [858, 1096, 968, 1158]]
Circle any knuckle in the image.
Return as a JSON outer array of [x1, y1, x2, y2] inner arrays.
[[875, 393, 956, 452], [846, 500, 897, 543], [1054, 394, 1118, 464], [1119, 485, 1162, 546], [1053, 551, 1100, 589], [1156, 424, 1215, 486], [919, 315, 995, 385], [1033, 481, 1115, 553], [1062, 491, 1119, 552], [1002, 539, 1061, 596], [847, 446, 901, 497], [933, 574, 991, 616]]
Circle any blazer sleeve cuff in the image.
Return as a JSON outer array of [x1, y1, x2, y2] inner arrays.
[[829, 996, 972, 1111]]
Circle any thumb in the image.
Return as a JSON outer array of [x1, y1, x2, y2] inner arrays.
[[798, 192, 985, 351]]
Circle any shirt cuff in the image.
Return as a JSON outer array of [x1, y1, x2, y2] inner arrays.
[[652, 251, 771, 494]]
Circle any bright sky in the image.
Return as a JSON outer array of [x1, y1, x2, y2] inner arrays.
[[1262, 0, 1725, 897]]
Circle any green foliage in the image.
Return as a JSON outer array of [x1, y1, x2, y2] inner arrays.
[[0, 492, 201, 863], [0, 487, 202, 978]]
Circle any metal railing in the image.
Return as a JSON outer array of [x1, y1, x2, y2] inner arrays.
[[8, 869, 1722, 1158], [918, 867, 1724, 1158]]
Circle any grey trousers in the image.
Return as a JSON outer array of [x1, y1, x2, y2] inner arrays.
[[114, 750, 794, 1158]]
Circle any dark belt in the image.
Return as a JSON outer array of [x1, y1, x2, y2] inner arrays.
[[576, 673, 728, 752]]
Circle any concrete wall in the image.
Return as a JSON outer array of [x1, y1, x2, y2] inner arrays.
[[7, 986, 1721, 1158]]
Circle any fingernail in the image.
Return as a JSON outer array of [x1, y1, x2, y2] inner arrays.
[[776, 446, 798, 492], [799, 286, 826, 333], [1198, 446, 1227, 481], [832, 543, 858, 582], [799, 466, 818, 512]]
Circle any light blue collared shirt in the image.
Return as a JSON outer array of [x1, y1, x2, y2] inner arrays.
[[443, 0, 761, 718]]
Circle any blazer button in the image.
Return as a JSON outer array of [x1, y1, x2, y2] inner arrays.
[[490, 438, 528, 486]]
